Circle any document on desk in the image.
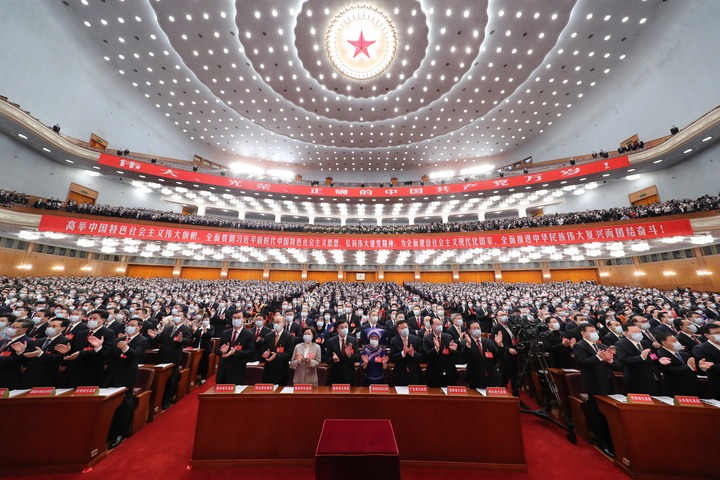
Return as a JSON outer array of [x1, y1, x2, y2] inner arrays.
[[281, 387, 294, 394], [394, 386, 409, 395], [8, 389, 30, 398], [234, 385, 247, 394], [701, 398, 720, 408], [98, 387, 126, 397], [246, 361, 260, 366], [154, 363, 173, 368], [56, 389, 73, 396], [440, 388, 448, 395], [476, 388, 487, 396], [652, 396, 675, 406], [561, 368, 580, 373], [607, 394, 628, 403]]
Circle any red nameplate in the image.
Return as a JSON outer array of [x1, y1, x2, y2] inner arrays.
[[332, 384, 351, 392], [370, 384, 390, 393], [316, 338, 323, 344], [83, 346, 94, 351], [627, 393, 654, 404], [0, 388, 8, 398], [28, 387, 56, 397], [294, 384, 313, 392], [74, 386, 99, 396], [277, 347, 284, 353], [484, 351, 494, 359], [0, 351, 11, 357], [374, 356, 384, 363], [409, 385, 428, 394], [66, 334, 74, 340], [447, 386, 467, 395], [442, 348, 450, 355], [675, 395, 703, 407], [234, 345, 243, 351], [487, 387, 511, 397], [214, 384, 236, 394], [254, 384, 274, 392]]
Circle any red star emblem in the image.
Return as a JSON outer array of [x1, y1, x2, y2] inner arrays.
[[347, 30, 376, 58]]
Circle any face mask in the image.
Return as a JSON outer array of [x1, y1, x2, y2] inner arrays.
[[152, 305, 160, 312], [345, 308, 352, 314], [173, 316, 183, 324], [303, 334, 313, 343], [324, 314, 331, 321], [549, 323, 560, 331], [455, 320, 463, 328], [0, 322, 6, 330], [639, 323, 651, 330], [31, 316, 42, 325], [116, 315, 126, 322], [433, 325, 443, 333], [687, 324, 698, 333], [5, 327, 17, 337], [316, 321, 324, 328], [499, 316, 508, 323], [255, 320, 264, 328], [69, 315, 81, 323], [232, 319, 243, 328], [712, 334, 720, 343], [369, 339, 379, 348], [630, 333, 644, 342], [87, 320, 99, 330], [273, 323, 283, 332], [338, 328, 348, 337], [399, 329, 409, 338], [424, 321, 431, 329], [413, 310, 420, 315], [202, 321, 210, 328], [301, 312, 308, 318], [612, 326, 623, 335], [437, 310, 444, 316], [286, 316, 294, 323], [12, 311, 22, 317], [44, 327, 58, 338], [470, 329, 482, 339], [671, 341, 683, 351], [125, 326, 137, 336], [587, 332, 600, 342]]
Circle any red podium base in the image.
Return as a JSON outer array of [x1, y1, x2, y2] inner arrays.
[[315, 419, 400, 480]]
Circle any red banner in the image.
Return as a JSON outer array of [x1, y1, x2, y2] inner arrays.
[[38, 216, 694, 251], [99, 153, 630, 199]]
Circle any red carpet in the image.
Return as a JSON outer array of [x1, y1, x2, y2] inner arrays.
[[4, 382, 624, 480]]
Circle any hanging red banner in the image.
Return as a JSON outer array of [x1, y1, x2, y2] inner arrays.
[[37, 216, 694, 251]]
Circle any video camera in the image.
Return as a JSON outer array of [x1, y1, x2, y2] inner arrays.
[[507, 313, 550, 347]]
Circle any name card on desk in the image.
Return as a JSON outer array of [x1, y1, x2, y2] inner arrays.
[[254, 384, 275, 392], [28, 387, 56, 397], [0, 388, 8, 398], [486, 387, 511, 397], [447, 386, 467, 396], [214, 384, 236, 394], [409, 385, 428, 394], [332, 384, 351, 392], [73, 386, 99, 396], [675, 395, 703, 407], [627, 393, 654, 404], [293, 384, 313, 393], [369, 384, 389, 393]]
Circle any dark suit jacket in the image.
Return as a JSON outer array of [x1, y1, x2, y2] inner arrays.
[[389, 334, 424, 386], [151, 324, 192, 366], [422, 333, 464, 388], [105, 320, 126, 336], [573, 340, 621, 395], [103, 334, 149, 388], [192, 325, 215, 350], [65, 326, 116, 387], [64, 321, 89, 352], [657, 348, 699, 397], [615, 338, 661, 395], [215, 328, 254, 385], [601, 332, 624, 347], [676, 332, 702, 352], [652, 323, 680, 337], [249, 326, 271, 360], [28, 322, 49, 339], [262, 330, 294, 385], [542, 330, 573, 368], [491, 324, 519, 372], [0, 335, 34, 388], [22, 335, 70, 388], [693, 340, 720, 399], [446, 325, 466, 342], [462, 337, 502, 389], [326, 335, 359, 386]]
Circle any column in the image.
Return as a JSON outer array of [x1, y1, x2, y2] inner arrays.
[[196, 205, 206, 216], [173, 259, 182, 277], [541, 262, 551, 283], [308, 216, 315, 225], [275, 213, 282, 222], [477, 211, 485, 221], [516, 207, 527, 218], [237, 210, 246, 220], [221, 261, 229, 279], [377, 217, 382, 226], [442, 214, 449, 223], [494, 263, 503, 282], [452, 264, 460, 283], [340, 217, 346, 227], [408, 217, 415, 225]]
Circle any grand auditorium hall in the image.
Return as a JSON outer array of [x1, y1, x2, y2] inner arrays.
[[1, 0, 720, 479]]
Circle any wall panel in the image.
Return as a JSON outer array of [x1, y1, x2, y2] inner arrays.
[[550, 269, 599, 283], [180, 267, 222, 280], [308, 271, 338, 283], [269, 270, 302, 282], [420, 271, 454, 283], [227, 269, 265, 280], [345, 272, 377, 282], [500, 270, 543, 284], [458, 271, 496, 283], [383, 271, 415, 284], [126, 265, 174, 279], [0, 249, 124, 277]]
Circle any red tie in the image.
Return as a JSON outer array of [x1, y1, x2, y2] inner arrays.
[[477, 339, 483, 354], [341, 338, 346, 357], [231, 330, 238, 344]]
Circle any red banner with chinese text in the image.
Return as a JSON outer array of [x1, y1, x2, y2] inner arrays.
[[37, 216, 694, 251], [98, 153, 630, 199]]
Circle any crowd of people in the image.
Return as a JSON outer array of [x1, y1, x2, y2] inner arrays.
[[6, 189, 720, 235], [0, 190, 29, 206]]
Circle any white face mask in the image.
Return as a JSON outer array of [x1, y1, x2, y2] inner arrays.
[[273, 323, 283, 332], [629, 332, 644, 342], [202, 321, 210, 328], [232, 319, 243, 328], [173, 316, 183, 324], [316, 321, 324, 328], [31, 316, 42, 325], [369, 339, 379, 348], [549, 322, 561, 331], [125, 326, 137, 336], [586, 332, 599, 342], [303, 334, 313, 344], [398, 329, 409, 338], [612, 326, 623, 335], [338, 328, 348, 337], [255, 320, 264, 328], [433, 325, 443, 333], [87, 320, 99, 330], [712, 334, 720, 344], [44, 327, 58, 338], [671, 341, 683, 351], [470, 329, 482, 339], [69, 315, 81, 323]]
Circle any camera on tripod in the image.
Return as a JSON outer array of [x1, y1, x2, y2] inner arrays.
[[507, 313, 550, 349]]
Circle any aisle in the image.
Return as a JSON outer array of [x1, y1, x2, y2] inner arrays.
[[8, 380, 622, 480]]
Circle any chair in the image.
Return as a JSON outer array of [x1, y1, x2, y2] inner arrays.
[[175, 351, 192, 401], [564, 372, 590, 442], [130, 367, 155, 436]]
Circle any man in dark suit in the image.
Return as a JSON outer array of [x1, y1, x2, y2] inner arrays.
[[103, 318, 149, 448], [215, 313, 255, 385], [655, 332, 700, 397], [192, 318, 215, 384], [104, 309, 126, 336], [250, 315, 271, 362], [0, 319, 34, 388], [601, 320, 624, 347], [652, 311, 679, 336], [423, 317, 464, 388], [615, 324, 662, 395], [261, 315, 294, 386], [326, 319, 359, 386], [57, 310, 116, 387], [573, 323, 622, 456], [27, 308, 53, 339], [282, 311, 302, 341], [462, 320, 503, 389], [491, 314, 520, 395], [388, 320, 424, 386], [446, 313, 466, 342], [542, 317, 575, 369], [147, 312, 192, 409], [675, 319, 702, 352], [63, 312, 89, 351], [693, 323, 720, 399], [21, 318, 70, 387]]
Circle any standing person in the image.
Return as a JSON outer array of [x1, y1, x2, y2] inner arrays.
[[216, 311, 255, 385], [388, 320, 424, 386], [462, 320, 504, 389], [147, 312, 192, 410], [423, 317, 463, 388], [291, 327, 321, 386], [191, 317, 214, 385], [360, 329, 388, 386], [326, 319, 359, 386], [262, 314, 294, 386]]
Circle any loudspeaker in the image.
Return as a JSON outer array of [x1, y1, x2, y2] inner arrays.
[[670, 126, 679, 135], [150, 158, 157, 164], [570, 159, 576, 165], [192, 166, 198, 172]]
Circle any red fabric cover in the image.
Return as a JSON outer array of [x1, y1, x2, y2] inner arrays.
[[316, 419, 399, 455]]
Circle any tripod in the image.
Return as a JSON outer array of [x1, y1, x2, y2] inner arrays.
[[517, 340, 577, 444]]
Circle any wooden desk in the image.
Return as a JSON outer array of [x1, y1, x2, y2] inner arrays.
[[191, 387, 525, 471], [184, 348, 204, 392], [0, 388, 125, 474], [139, 363, 174, 422], [597, 396, 720, 479]]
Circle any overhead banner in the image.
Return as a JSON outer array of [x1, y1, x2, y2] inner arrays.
[[98, 153, 631, 199], [38, 216, 694, 251]]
